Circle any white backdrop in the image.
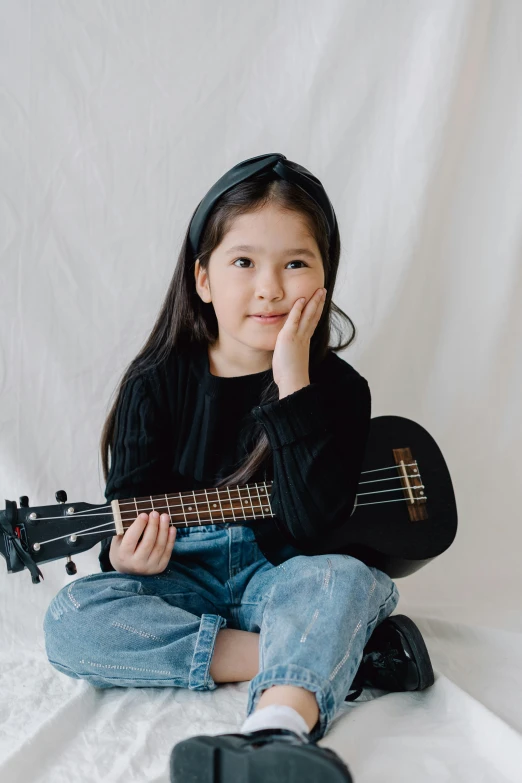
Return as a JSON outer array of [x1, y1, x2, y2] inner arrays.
[[1, 1, 521, 781]]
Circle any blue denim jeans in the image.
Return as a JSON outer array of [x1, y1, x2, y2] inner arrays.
[[43, 523, 400, 742]]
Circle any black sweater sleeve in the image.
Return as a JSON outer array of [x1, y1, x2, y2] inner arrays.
[[99, 371, 170, 573], [250, 374, 371, 544]]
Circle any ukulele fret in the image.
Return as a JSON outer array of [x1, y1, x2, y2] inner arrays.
[[256, 483, 264, 517], [216, 487, 225, 521], [226, 486, 236, 522], [203, 487, 210, 523], [192, 490, 201, 525], [245, 484, 254, 519]]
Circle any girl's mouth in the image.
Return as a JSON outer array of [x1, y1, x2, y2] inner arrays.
[[249, 314, 286, 323]]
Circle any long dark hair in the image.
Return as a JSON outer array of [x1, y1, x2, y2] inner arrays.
[[100, 162, 357, 490]]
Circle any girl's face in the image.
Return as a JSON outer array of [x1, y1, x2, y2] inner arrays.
[[194, 203, 325, 372]]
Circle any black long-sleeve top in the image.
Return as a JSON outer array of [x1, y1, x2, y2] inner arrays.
[[99, 341, 371, 572]]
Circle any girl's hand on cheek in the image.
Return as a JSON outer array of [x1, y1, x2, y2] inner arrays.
[[271, 287, 327, 390]]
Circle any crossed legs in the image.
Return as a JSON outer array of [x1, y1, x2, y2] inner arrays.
[[209, 628, 319, 732]]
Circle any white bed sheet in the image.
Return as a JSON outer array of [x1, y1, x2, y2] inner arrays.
[[1, 559, 521, 783]]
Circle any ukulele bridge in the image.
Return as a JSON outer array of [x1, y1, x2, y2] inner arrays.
[[392, 448, 428, 521]]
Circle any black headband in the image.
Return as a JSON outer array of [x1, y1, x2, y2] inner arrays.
[[188, 153, 338, 258]]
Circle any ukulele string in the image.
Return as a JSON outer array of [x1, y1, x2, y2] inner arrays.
[[43, 469, 411, 525], [35, 494, 427, 548], [33, 466, 426, 548], [33, 473, 422, 531], [36, 466, 421, 525], [81, 496, 424, 536]]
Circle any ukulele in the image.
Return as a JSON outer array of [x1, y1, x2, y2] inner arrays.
[[0, 415, 457, 583]]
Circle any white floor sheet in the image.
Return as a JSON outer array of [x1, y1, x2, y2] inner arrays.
[[1, 558, 521, 782]]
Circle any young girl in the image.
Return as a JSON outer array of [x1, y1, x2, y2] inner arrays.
[[43, 154, 427, 783]]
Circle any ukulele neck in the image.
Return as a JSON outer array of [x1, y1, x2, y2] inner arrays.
[[112, 482, 274, 534]]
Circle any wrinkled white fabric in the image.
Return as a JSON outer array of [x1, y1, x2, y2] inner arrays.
[[1, 0, 521, 781]]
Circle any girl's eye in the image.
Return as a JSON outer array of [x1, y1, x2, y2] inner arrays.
[[232, 258, 308, 269]]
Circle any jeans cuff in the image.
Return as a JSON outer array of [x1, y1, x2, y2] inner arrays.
[[188, 613, 228, 691], [246, 664, 337, 743]]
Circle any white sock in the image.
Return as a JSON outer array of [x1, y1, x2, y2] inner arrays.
[[240, 704, 310, 738]]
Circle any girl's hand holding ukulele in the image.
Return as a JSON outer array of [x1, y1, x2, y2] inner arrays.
[[109, 511, 176, 574], [271, 287, 327, 391]]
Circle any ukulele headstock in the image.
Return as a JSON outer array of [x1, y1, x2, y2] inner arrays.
[[0, 491, 111, 583]]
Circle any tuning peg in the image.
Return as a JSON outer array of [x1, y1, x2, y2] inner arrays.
[[55, 490, 68, 504], [65, 556, 77, 575], [19, 496, 29, 508]]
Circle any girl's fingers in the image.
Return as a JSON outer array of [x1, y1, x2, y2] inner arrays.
[[285, 297, 305, 324], [309, 288, 326, 310], [119, 512, 149, 553], [158, 525, 177, 569], [289, 289, 326, 333], [135, 510, 162, 557], [149, 513, 170, 561]]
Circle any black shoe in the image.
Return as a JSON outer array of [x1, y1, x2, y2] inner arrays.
[[345, 614, 435, 701], [170, 727, 354, 782]]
